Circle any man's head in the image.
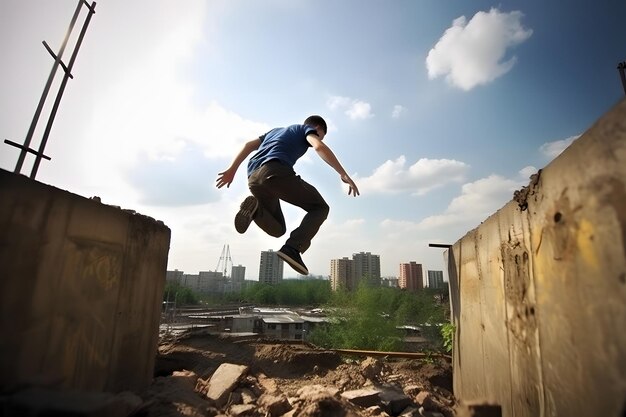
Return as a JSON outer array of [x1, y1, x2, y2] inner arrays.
[[304, 115, 327, 140]]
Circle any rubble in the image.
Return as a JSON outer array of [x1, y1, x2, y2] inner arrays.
[[142, 333, 457, 416], [0, 332, 456, 416]]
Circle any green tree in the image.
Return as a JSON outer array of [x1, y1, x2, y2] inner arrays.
[[309, 283, 404, 351], [441, 322, 455, 353], [163, 281, 199, 305], [226, 279, 332, 306], [310, 284, 450, 352]]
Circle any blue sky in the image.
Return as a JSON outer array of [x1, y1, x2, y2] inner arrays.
[[1, 0, 625, 281]]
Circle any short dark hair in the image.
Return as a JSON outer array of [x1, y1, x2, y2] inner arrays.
[[303, 115, 327, 134]]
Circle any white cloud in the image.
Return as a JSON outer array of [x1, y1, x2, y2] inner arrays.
[[391, 105, 406, 119], [355, 156, 469, 195], [61, 2, 268, 204], [380, 174, 521, 237], [326, 95, 374, 120], [192, 102, 270, 157], [327, 96, 352, 111], [128, 141, 223, 206], [426, 8, 533, 91], [346, 101, 373, 120], [539, 135, 579, 159], [417, 174, 521, 230], [518, 165, 538, 179]]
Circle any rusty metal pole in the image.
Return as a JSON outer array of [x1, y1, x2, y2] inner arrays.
[[30, 1, 96, 179], [13, 0, 85, 174], [618, 61, 626, 96]]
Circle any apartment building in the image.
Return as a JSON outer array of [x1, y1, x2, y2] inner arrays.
[[399, 261, 423, 292], [353, 252, 381, 285], [231, 265, 246, 282], [330, 257, 355, 291], [198, 270, 226, 293], [259, 249, 283, 285], [427, 270, 445, 289], [166, 269, 184, 283]]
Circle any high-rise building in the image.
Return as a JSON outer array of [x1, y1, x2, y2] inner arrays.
[[231, 265, 246, 282], [259, 250, 283, 285], [427, 270, 445, 289], [181, 273, 199, 291], [330, 257, 355, 291], [352, 252, 381, 285], [399, 261, 423, 292], [381, 277, 399, 288], [166, 269, 184, 283], [198, 271, 225, 293], [230, 264, 246, 292]]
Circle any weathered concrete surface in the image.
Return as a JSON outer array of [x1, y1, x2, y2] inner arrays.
[[341, 388, 381, 408], [0, 169, 171, 393], [447, 98, 626, 416]]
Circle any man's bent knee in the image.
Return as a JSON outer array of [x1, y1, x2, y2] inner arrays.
[[267, 226, 286, 238], [318, 202, 330, 220]]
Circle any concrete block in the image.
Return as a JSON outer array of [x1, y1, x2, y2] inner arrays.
[[340, 388, 381, 408], [0, 169, 171, 393], [206, 363, 249, 408]]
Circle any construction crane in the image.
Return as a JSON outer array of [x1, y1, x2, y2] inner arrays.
[[215, 244, 233, 278]]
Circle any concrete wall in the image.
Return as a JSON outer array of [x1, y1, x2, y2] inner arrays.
[[0, 169, 171, 393], [447, 98, 626, 417]]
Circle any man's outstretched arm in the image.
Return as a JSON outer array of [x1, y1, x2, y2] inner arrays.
[[216, 138, 261, 189], [306, 134, 360, 196]]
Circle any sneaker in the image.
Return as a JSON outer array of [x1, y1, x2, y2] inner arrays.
[[277, 245, 309, 275], [234, 196, 259, 234]]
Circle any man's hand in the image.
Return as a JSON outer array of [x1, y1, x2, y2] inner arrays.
[[216, 168, 236, 189], [341, 174, 360, 197], [215, 138, 261, 189]]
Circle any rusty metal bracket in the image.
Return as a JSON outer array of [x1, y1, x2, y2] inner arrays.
[[618, 61, 626, 95], [3, 139, 51, 161]]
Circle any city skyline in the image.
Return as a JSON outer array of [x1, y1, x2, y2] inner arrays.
[[176, 247, 442, 288]]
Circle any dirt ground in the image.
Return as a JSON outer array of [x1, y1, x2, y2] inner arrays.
[[144, 331, 456, 416]]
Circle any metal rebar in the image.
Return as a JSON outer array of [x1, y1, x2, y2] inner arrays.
[[330, 348, 451, 360], [13, 0, 85, 174], [3, 139, 51, 160], [30, 1, 96, 179]]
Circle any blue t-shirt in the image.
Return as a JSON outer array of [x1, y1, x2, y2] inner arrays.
[[246, 124, 317, 177]]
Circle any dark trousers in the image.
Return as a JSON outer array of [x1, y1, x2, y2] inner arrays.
[[248, 160, 329, 253]]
